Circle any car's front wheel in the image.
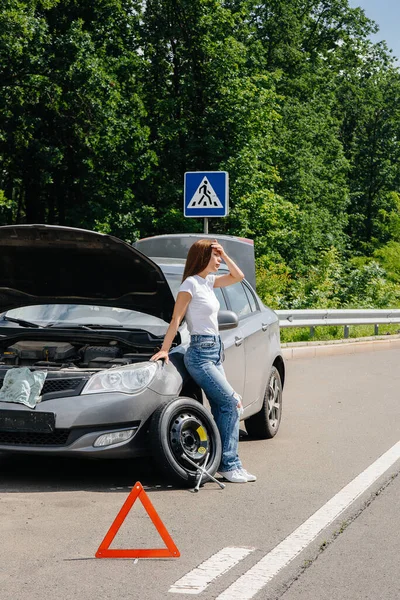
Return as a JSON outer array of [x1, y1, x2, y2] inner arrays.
[[245, 366, 283, 439], [150, 397, 222, 486]]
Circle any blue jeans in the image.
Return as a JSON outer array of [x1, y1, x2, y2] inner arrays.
[[184, 334, 242, 473]]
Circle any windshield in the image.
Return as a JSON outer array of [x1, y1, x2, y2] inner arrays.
[[3, 304, 169, 328]]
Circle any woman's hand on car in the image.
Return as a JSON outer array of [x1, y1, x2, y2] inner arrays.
[[150, 349, 169, 364]]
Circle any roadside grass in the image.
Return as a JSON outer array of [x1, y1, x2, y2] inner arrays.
[[280, 324, 400, 344]]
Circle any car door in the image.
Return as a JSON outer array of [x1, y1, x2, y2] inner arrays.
[[223, 281, 267, 410], [241, 282, 272, 409], [214, 286, 246, 399]]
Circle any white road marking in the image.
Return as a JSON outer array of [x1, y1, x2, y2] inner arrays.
[[169, 546, 255, 594], [217, 440, 400, 600]]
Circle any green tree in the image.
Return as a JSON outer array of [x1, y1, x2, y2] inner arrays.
[[337, 62, 400, 254], [0, 0, 153, 239], [2, 0, 400, 310], [138, 0, 284, 239]]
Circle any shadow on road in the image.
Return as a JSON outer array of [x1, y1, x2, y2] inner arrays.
[[0, 428, 250, 493], [0, 453, 179, 493]]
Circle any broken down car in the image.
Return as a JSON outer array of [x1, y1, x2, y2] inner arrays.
[[0, 225, 284, 485]]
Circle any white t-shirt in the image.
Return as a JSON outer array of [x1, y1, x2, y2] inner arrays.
[[179, 274, 220, 335]]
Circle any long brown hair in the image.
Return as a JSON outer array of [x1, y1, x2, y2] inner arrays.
[[182, 239, 213, 282]]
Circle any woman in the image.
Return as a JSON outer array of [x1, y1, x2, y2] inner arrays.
[[150, 239, 256, 483]]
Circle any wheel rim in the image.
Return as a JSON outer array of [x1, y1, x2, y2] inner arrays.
[[169, 410, 212, 472], [267, 373, 282, 430]]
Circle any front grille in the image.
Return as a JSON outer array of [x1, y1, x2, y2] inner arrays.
[[0, 376, 85, 397], [42, 377, 84, 395], [0, 429, 70, 446]]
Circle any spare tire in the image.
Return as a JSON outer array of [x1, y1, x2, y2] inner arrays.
[[150, 397, 222, 486]]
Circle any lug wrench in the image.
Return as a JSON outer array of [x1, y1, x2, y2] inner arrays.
[[192, 453, 210, 493], [182, 453, 225, 492]]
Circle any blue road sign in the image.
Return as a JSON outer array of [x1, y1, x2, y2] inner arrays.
[[184, 171, 229, 217]]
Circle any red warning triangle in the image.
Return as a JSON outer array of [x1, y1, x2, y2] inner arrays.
[[95, 482, 180, 559]]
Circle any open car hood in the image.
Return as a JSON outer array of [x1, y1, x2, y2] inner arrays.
[[0, 225, 175, 321]]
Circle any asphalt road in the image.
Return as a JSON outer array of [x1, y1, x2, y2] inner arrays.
[[1, 348, 400, 600]]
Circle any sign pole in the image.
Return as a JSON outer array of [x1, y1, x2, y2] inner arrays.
[[204, 217, 209, 234]]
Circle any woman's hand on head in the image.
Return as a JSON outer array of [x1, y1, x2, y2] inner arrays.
[[211, 240, 225, 257], [150, 349, 169, 364]]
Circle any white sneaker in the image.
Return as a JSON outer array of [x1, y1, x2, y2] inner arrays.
[[219, 469, 247, 483], [240, 468, 257, 482]]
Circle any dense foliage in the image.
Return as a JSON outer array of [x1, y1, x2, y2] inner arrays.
[[1, 0, 400, 308]]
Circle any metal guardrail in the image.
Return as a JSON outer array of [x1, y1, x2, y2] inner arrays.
[[275, 309, 400, 338]]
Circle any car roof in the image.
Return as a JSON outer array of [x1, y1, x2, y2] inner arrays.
[[151, 257, 186, 268], [152, 257, 230, 276]]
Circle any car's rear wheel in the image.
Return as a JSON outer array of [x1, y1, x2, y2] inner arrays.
[[150, 397, 222, 486], [245, 366, 283, 439]]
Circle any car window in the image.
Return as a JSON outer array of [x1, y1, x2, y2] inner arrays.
[[163, 270, 229, 298], [164, 272, 228, 310], [243, 283, 259, 312], [224, 283, 252, 319], [213, 286, 227, 310]]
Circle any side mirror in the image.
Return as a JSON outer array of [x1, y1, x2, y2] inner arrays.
[[218, 310, 239, 331]]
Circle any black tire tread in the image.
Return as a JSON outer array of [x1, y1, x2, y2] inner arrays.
[[245, 367, 282, 439]]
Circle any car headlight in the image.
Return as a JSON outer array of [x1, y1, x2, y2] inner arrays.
[[82, 362, 158, 395]]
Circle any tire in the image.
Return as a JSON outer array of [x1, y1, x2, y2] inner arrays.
[[245, 366, 283, 439], [150, 397, 222, 486]]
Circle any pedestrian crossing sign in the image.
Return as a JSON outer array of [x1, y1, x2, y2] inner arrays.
[[184, 172, 229, 217]]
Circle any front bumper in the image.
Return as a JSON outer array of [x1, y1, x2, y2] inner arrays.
[[0, 354, 186, 458], [0, 387, 176, 458]]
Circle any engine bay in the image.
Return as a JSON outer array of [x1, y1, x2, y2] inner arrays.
[[0, 337, 160, 371]]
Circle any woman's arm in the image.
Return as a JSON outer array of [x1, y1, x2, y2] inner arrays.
[[212, 241, 245, 288], [150, 291, 191, 364]]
